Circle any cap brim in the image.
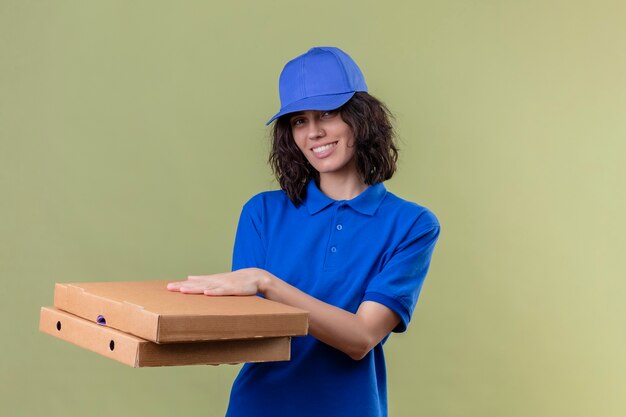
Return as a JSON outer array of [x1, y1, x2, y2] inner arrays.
[[265, 92, 356, 126]]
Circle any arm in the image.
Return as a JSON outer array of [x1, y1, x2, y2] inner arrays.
[[167, 268, 400, 360], [260, 270, 400, 360]]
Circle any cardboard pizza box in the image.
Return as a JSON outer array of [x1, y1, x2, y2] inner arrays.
[[53, 280, 309, 343], [40, 307, 291, 367]]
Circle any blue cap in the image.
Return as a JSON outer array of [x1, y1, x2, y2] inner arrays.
[[266, 47, 368, 125]]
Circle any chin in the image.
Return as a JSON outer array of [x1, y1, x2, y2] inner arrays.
[[310, 161, 342, 174]]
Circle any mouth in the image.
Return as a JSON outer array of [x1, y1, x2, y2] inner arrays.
[[312, 141, 338, 155]]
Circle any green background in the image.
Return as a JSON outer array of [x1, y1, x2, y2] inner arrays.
[[1, 1, 624, 416]]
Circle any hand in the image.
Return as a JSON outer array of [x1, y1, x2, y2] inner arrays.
[[167, 268, 271, 296]]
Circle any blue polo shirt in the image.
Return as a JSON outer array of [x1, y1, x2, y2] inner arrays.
[[226, 180, 440, 417]]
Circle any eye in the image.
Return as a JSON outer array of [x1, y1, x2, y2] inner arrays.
[[321, 110, 337, 118], [290, 117, 306, 127]]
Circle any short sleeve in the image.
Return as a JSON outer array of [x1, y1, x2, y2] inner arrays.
[[231, 198, 267, 271], [362, 213, 440, 333]]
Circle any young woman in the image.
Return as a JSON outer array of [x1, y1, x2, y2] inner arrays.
[[168, 46, 440, 417]]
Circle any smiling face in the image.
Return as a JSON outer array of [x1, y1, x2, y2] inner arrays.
[[289, 109, 358, 181]]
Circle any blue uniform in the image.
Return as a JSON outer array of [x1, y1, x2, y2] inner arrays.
[[226, 180, 440, 417]]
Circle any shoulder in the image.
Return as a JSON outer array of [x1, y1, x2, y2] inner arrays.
[[240, 189, 295, 219], [379, 191, 440, 232], [243, 189, 290, 208]]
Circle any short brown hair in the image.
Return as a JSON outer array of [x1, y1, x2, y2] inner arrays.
[[269, 92, 398, 205]]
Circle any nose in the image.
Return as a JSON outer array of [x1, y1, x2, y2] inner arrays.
[[306, 119, 324, 140]]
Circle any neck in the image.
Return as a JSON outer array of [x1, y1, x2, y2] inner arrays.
[[318, 172, 367, 201]]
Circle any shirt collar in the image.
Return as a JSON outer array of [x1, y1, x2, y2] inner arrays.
[[304, 180, 387, 216]]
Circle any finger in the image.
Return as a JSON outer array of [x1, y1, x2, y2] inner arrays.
[[204, 285, 255, 296], [179, 285, 208, 294], [187, 275, 210, 281], [188, 272, 228, 280], [204, 287, 228, 296], [168, 278, 202, 287], [179, 279, 219, 289], [167, 282, 185, 291]]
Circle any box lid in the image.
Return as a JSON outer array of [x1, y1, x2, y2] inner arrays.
[[53, 280, 308, 343]]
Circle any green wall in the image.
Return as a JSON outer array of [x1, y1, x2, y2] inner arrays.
[[1, 1, 624, 416]]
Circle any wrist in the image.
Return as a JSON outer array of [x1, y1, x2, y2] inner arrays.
[[256, 269, 274, 297]]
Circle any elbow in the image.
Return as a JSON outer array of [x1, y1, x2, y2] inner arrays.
[[348, 350, 369, 361], [346, 337, 375, 361]]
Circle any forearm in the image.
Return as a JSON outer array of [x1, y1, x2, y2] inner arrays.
[[168, 268, 401, 360], [258, 272, 399, 360]]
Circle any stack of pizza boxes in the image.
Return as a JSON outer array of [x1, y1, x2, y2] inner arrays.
[[39, 280, 308, 367]]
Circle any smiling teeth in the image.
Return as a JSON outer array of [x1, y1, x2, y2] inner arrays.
[[313, 142, 337, 154]]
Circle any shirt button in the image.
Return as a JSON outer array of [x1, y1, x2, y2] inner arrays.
[[336, 224, 343, 231], [330, 246, 337, 253]]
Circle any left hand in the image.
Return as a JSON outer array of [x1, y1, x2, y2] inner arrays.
[[167, 268, 271, 296]]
